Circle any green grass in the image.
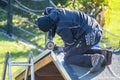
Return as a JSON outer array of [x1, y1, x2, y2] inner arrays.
[[12, 15, 46, 48], [102, 0, 120, 49], [0, 33, 40, 80]]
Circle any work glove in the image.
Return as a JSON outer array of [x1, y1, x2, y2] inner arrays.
[[85, 31, 95, 45], [54, 45, 64, 54]]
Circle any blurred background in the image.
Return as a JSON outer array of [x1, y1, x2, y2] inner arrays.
[[0, 0, 120, 80]]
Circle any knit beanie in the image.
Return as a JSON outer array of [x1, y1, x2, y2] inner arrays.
[[37, 16, 53, 32]]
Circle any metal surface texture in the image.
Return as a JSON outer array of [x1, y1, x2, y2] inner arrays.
[[57, 51, 120, 80]]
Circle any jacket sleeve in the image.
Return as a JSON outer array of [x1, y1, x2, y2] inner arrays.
[[57, 28, 75, 46]]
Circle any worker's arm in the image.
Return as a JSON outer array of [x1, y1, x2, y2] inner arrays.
[[57, 28, 75, 46]]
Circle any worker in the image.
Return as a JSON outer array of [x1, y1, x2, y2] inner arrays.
[[36, 7, 112, 72]]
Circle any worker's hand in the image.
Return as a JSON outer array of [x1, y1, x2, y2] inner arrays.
[[85, 31, 95, 45], [54, 45, 64, 51], [54, 45, 64, 54]]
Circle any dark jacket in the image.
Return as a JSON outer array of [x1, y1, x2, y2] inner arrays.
[[45, 7, 102, 46]]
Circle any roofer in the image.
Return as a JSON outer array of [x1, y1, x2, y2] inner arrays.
[[36, 7, 112, 72]]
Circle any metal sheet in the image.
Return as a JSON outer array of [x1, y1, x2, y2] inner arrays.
[[57, 51, 120, 80]]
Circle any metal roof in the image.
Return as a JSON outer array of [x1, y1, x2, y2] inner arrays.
[[15, 50, 120, 80]]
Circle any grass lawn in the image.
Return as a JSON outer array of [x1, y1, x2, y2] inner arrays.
[[0, 33, 40, 80], [103, 0, 120, 49]]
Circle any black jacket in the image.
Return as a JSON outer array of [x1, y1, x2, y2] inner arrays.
[[45, 7, 102, 46]]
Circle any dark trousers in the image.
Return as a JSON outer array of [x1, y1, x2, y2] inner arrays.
[[64, 30, 102, 67]]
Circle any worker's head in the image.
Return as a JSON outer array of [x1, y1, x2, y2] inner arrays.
[[37, 16, 54, 32]]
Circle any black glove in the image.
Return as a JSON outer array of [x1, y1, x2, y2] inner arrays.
[[54, 45, 64, 54]]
